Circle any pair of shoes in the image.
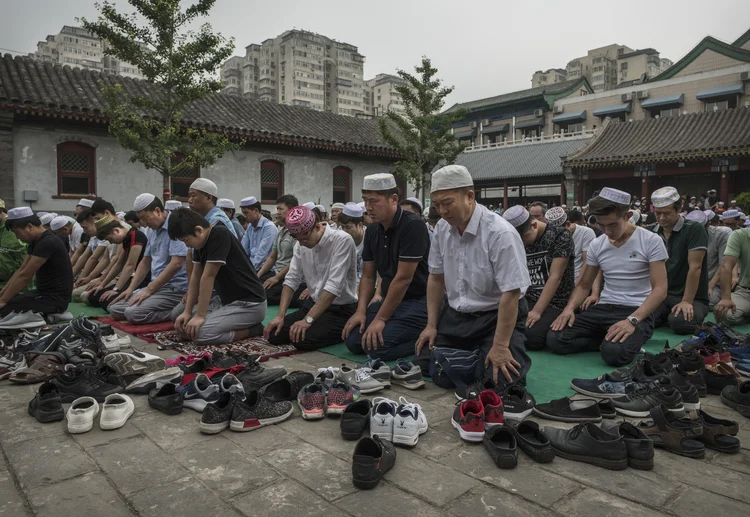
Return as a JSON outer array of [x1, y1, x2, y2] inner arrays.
[[484, 421, 554, 469], [180, 373, 245, 412], [600, 421, 654, 470], [67, 394, 134, 433], [51, 364, 124, 403], [297, 382, 361, 419], [124, 367, 183, 394], [358, 358, 425, 390], [721, 381, 750, 418], [703, 363, 741, 395], [352, 435, 396, 489], [317, 365, 384, 394], [370, 396, 429, 446], [451, 391, 504, 443], [103, 351, 166, 377], [546, 423, 629, 470], [455, 381, 535, 421], [27, 382, 65, 423], [533, 396, 615, 422], [0, 311, 46, 330], [101, 333, 132, 353], [199, 391, 293, 434]]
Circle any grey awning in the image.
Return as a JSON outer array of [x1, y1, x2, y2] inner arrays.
[[454, 128, 477, 138], [641, 93, 684, 109], [593, 103, 632, 117], [482, 123, 510, 134], [514, 117, 544, 129], [696, 83, 744, 100], [552, 110, 587, 124]]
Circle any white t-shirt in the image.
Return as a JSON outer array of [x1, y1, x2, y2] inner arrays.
[[355, 233, 364, 281], [571, 225, 596, 280], [586, 226, 668, 307]]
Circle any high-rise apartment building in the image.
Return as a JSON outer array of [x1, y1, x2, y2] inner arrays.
[[30, 25, 144, 79], [365, 73, 407, 116], [220, 30, 366, 117], [531, 68, 568, 88]]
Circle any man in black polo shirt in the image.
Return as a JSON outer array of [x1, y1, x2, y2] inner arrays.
[[0, 207, 73, 317], [650, 187, 709, 335], [343, 173, 430, 360], [168, 209, 267, 345]]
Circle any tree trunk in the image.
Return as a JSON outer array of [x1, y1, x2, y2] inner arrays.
[[162, 172, 171, 201]]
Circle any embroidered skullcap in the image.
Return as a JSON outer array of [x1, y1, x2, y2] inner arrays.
[[720, 209, 741, 220], [502, 205, 530, 228], [7, 207, 33, 219], [133, 193, 156, 211], [189, 178, 218, 197], [315, 204, 326, 213], [629, 210, 641, 225], [217, 198, 235, 209], [77, 198, 94, 208], [302, 202, 315, 210], [545, 206, 566, 227], [406, 197, 423, 211], [94, 214, 116, 230], [50, 216, 70, 231], [363, 173, 397, 191], [39, 213, 55, 226], [651, 187, 680, 208], [599, 187, 631, 206], [331, 203, 346, 211], [240, 196, 258, 207], [704, 210, 716, 221], [431, 165, 473, 193], [685, 210, 707, 225], [342, 202, 363, 218], [286, 206, 316, 236], [164, 200, 182, 211]]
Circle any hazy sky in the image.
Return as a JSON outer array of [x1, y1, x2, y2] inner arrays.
[[1, 0, 749, 107]]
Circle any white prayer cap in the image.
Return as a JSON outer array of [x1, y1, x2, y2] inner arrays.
[[545, 207, 566, 227], [704, 210, 716, 221], [331, 202, 346, 211], [599, 187, 631, 206], [240, 196, 258, 207], [217, 198, 235, 209], [358, 201, 366, 209], [742, 214, 749, 222], [405, 197, 424, 211], [431, 165, 473, 193], [302, 202, 315, 210], [116, 211, 126, 219], [685, 210, 707, 225], [502, 205, 530, 228], [363, 173, 397, 191], [731, 199, 737, 203], [164, 200, 182, 211], [37, 211, 48, 217], [720, 209, 741, 220], [133, 193, 156, 211], [629, 210, 641, 225], [651, 186, 680, 208], [77, 198, 94, 208], [719, 201, 725, 206], [7, 207, 33, 220], [342, 202, 364, 218], [39, 213, 55, 226], [745, 220, 750, 227], [635, 201, 641, 206], [189, 178, 218, 197], [50, 216, 70, 231], [315, 204, 326, 213]]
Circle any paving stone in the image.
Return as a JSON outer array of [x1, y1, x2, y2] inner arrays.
[[4, 435, 96, 490], [128, 477, 231, 517], [553, 488, 670, 517], [385, 448, 478, 506], [292, 351, 343, 367], [0, 385, 35, 410], [262, 441, 357, 501], [537, 455, 680, 507], [449, 487, 557, 517], [408, 427, 463, 461], [278, 413, 355, 460], [0, 462, 29, 517], [233, 479, 348, 517], [0, 406, 66, 446], [669, 486, 750, 517], [71, 422, 141, 449], [706, 448, 750, 475], [26, 472, 133, 517], [223, 422, 298, 454], [336, 483, 450, 517], [130, 408, 215, 451], [173, 437, 278, 498], [89, 436, 187, 494], [439, 443, 579, 508]]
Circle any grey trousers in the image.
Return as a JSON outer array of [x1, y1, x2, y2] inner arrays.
[[709, 285, 722, 308], [170, 299, 267, 345], [108, 285, 186, 324]]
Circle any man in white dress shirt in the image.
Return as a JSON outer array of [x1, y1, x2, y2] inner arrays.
[[264, 205, 358, 350], [415, 165, 532, 386]]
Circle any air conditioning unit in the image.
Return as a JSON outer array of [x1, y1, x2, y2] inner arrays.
[[621, 93, 632, 102], [482, 119, 490, 126], [470, 121, 478, 129], [637, 90, 649, 99], [534, 108, 544, 117], [741, 71, 750, 81], [554, 105, 564, 114]]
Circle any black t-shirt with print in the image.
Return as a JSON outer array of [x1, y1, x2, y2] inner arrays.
[[123, 227, 150, 289], [29, 230, 74, 302], [193, 224, 266, 305], [524, 224, 575, 311]]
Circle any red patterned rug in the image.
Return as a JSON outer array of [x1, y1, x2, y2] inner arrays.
[[147, 330, 299, 362], [96, 317, 173, 343]]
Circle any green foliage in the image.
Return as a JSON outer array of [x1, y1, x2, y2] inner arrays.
[[734, 192, 750, 214], [377, 57, 468, 194], [80, 0, 241, 194]]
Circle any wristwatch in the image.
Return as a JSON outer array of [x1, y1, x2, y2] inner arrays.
[[627, 316, 639, 327], [304, 315, 315, 325], [112, 287, 119, 293]]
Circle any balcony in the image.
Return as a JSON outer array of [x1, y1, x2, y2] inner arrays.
[[464, 129, 596, 153]]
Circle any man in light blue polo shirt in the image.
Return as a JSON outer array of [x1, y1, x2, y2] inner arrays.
[[108, 193, 188, 324], [187, 178, 238, 238], [240, 196, 278, 274]]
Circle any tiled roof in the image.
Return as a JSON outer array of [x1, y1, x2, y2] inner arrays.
[[732, 27, 750, 48], [0, 54, 397, 158], [564, 108, 750, 168], [453, 137, 593, 182]]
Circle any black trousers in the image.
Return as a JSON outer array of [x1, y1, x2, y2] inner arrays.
[[265, 279, 307, 309], [523, 299, 562, 351], [267, 299, 356, 351], [652, 294, 709, 336], [0, 291, 68, 317]]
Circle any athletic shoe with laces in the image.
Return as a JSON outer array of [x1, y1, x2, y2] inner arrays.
[[452, 399, 485, 442], [361, 358, 391, 387], [655, 348, 704, 373], [370, 397, 398, 440], [315, 367, 338, 387], [104, 350, 166, 376], [70, 317, 108, 354], [210, 351, 238, 368], [235, 356, 286, 392], [180, 373, 220, 412], [610, 356, 668, 382], [337, 365, 384, 394], [479, 390, 504, 428], [390, 360, 425, 390], [0, 351, 25, 380], [455, 377, 501, 401], [230, 390, 293, 431], [611, 381, 684, 418], [326, 382, 361, 415], [27, 382, 65, 423], [166, 353, 211, 368], [666, 369, 701, 409], [124, 367, 183, 394], [297, 383, 326, 420], [219, 374, 246, 401], [571, 373, 644, 398], [10, 328, 44, 352], [200, 392, 236, 434], [501, 385, 536, 421], [51, 365, 124, 403], [148, 383, 184, 415], [392, 396, 428, 446], [0, 311, 46, 330]]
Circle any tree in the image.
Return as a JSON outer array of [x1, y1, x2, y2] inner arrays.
[[378, 57, 468, 204], [81, 0, 240, 199]]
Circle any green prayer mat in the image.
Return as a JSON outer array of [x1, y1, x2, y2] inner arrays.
[[66, 302, 110, 318]]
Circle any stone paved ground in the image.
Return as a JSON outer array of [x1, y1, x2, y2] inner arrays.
[[2, 335, 750, 517]]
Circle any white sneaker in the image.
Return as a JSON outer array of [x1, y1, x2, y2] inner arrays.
[[370, 397, 398, 441], [124, 366, 183, 394], [67, 397, 100, 434], [0, 312, 46, 330], [102, 335, 121, 353], [392, 396, 429, 447], [99, 394, 135, 430], [104, 350, 166, 376], [337, 365, 384, 394], [47, 312, 74, 324]]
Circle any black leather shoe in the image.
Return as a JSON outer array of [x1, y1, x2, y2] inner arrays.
[[352, 436, 396, 489], [262, 371, 315, 402], [533, 397, 602, 423], [513, 420, 554, 463], [601, 421, 654, 470], [483, 425, 518, 469], [545, 423, 628, 470], [341, 399, 371, 440]]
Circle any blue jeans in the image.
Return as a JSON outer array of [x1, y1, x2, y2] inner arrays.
[[345, 298, 428, 361]]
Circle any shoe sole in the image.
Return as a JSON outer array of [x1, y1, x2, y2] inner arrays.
[[391, 378, 425, 390], [104, 354, 166, 376], [357, 385, 385, 394], [392, 424, 428, 447], [298, 401, 325, 420], [29, 407, 65, 423], [720, 394, 750, 418], [100, 406, 134, 430], [450, 417, 484, 443], [628, 457, 655, 470], [229, 406, 294, 432], [532, 408, 603, 423], [682, 401, 701, 411], [551, 446, 628, 470], [653, 442, 705, 458], [504, 409, 534, 421], [200, 420, 230, 434], [352, 474, 384, 490], [67, 420, 95, 434], [370, 430, 394, 441], [570, 383, 626, 399], [326, 405, 348, 415], [614, 405, 684, 418]]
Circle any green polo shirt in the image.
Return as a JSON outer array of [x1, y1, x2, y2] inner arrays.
[[724, 228, 750, 288], [654, 216, 709, 302]]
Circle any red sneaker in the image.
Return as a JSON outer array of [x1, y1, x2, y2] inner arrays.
[[451, 399, 485, 442], [695, 346, 720, 366], [479, 390, 504, 428]]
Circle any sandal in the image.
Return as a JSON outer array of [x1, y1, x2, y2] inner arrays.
[[9, 352, 66, 384], [689, 409, 741, 454], [637, 404, 705, 458]]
